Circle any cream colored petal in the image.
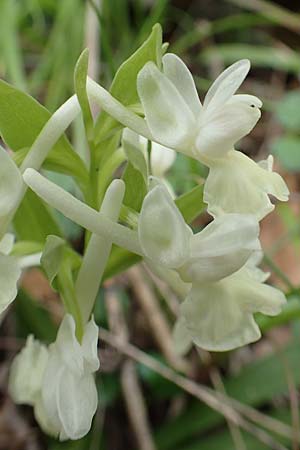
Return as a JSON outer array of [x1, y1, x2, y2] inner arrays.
[[34, 394, 59, 438], [196, 95, 261, 158], [162, 53, 202, 117], [181, 280, 261, 352], [172, 317, 193, 356], [55, 314, 84, 374], [82, 317, 100, 372], [137, 62, 196, 151], [181, 266, 285, 352], [57, 371, 98, 440], [0, 254, 21, 313], [237, 268, 286, 316], [138, 184, 191, 268], [204, 150, 289, 220], [178, 214, 260, 283], [203, 59, 250, 112], [42, 347, 63, 433], [9, 335, 48, 405], [0, 233, 15, 255], [150, 142, 176, 177], [0, 147, 23, 217]]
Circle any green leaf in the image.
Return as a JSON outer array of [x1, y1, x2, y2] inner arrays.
[[122, 128, 148, 183], [15, 289, 57, 343], [41, 235, 66, 288], [122, 161, 148, 212], [103, 245, 141, 280], [41, 235, 81, 289], [74, 48, 94, 140], [0, 79, 88, 182], [175, 184, 205, 223], [275, 90, 300, 132], [94, 23, 163, 144], [13, 189, 62, 242], [271, 135, 300, 172]]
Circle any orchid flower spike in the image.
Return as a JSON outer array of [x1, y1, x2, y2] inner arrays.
[[9, 335, 49, 406], [138, 183, 260, 283], [40, 314, 99, 440], [9, 315, 99, 440], [137, 55, 262, 159], [179, 251, 286, 352]]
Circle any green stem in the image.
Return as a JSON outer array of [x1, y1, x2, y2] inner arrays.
[[97, 147, 126, 205], [75, 179, 125, 323], [58, 262, 84, 341]]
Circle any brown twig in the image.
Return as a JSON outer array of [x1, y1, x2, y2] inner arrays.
[[104, 288, 157, 450], [199, 350, 247, 450], [99, 327, 290, 450], [128, 266, 190, 373]]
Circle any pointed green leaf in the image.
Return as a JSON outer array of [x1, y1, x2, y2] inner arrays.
[[95, 23, 163, 144], [13, 189, 62, 243], [0, 79, 88, 182]]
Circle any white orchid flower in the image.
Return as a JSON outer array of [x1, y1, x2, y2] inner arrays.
[[180, 257, 286, 352], [9, 315, 99, 440], [138, 184, 260, 282], [9, 335, 49, 405], [137, 55, 262, 159], [204, 152, 289, 220], [136, 55, 289, 219], [41, 314, 99, 441]]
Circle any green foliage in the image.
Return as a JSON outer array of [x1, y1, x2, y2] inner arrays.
[[13, 189, 62, 242], [0, 79, 88, 183], [271, 90, 300, 171], [272, 136, 300, 172], [275, 91, 300, 132], [15, 289, 57, 342], [94, 23, 163, 144]]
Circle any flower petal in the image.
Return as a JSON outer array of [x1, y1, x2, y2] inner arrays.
[[181, 266, 286, 352], [82, 317, 100, 372], [138, 184, 191, 268], [162, 53, 202, 117], [34, 394, 59, 438], [42, 347, 63, 433], [172, 317, 193, 356], [203, 59, 250, 112], [196, 95, 262, 158], [137, 62, 196, 151], [0, 147, 23, 217], [181, 280, 261, 352], [178, 214, 260, 283], [150, 141, 176, 178], [204, 150, 289, 220], [57, 371, 98, 440], [0, 254, 21, 313], [55, 314, 84, 374], [9, 335, 48, 405], [0, 233, 14, 255]]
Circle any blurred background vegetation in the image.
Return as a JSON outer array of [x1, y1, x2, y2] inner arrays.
[[0, 0, 300, 449]]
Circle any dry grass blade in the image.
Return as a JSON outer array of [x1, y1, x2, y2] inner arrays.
[[226, 0, 300, 34]]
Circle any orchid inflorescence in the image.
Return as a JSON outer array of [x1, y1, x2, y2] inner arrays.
[[0, 24, 288, 440]]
